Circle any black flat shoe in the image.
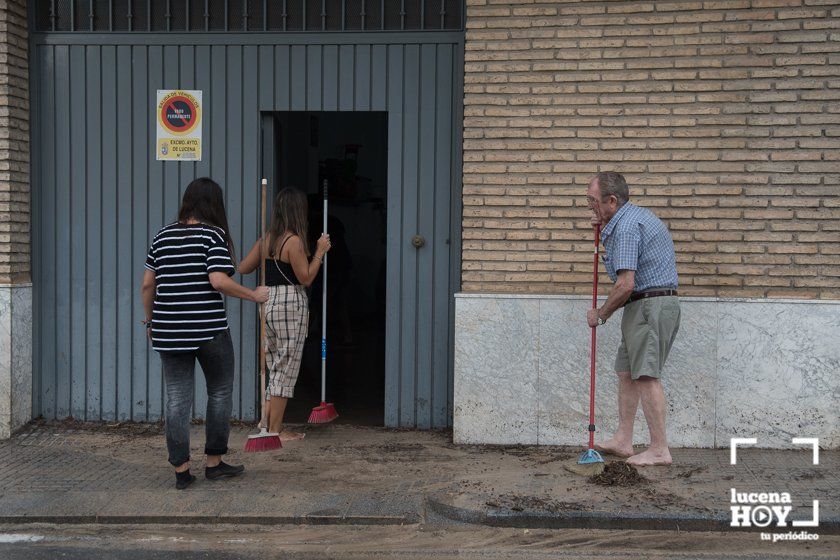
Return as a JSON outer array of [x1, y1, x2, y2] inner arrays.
[[175, 471, 196, 490], [205, 461, 245, 480]]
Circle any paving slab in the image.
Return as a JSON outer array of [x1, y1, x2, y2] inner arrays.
[[0, 421, 836, 534]]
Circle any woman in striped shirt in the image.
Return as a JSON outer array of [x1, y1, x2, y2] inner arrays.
[[140, 177, 269, 490]]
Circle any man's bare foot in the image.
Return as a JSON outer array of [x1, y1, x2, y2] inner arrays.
[[626, 447, 672, 466], [595, 438, 634, 458], [278, 431, 305, 442]]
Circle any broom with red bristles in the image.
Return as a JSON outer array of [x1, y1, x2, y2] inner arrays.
[[245, 179, 282, 452], [309, 180, 338, 424]]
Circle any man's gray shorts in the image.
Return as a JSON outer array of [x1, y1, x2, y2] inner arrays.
[[614, 295, 681, 380]]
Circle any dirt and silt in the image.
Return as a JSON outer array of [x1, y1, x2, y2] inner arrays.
[[8, 419, 836, 558], [4, 523, 838, 559], [14, 420, 735, 518], [481, 460, 691, 514], [589, 461, 647, 486]]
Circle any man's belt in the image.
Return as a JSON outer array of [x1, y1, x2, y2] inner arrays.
[[624, 289, 678, 306]]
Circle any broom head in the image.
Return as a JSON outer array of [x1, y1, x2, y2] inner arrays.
[[308, 401, 338, 424], [564, 448, 606, 476], [244, 427, 282, 453]]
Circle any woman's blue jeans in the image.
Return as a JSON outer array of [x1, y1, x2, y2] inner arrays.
[[160, 329, 234, 467]]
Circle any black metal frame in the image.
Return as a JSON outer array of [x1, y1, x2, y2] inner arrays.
[[36, 0, 464, 32]]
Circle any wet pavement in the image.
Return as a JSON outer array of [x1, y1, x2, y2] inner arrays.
[[0, 421, 836, 535]]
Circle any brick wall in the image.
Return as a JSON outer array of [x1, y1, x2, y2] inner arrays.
[[0, 0, 29, 285], [462, 0, 840, 299]]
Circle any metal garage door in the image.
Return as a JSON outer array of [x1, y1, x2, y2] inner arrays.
[[29, 1, 464, 427]]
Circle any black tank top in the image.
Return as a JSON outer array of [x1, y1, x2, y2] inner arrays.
[[265, 236, 301, 286]]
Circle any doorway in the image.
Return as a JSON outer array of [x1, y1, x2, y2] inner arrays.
[[262, 111, 388, 425]]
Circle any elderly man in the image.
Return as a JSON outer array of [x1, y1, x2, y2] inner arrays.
[[586, 171, 681, 466]]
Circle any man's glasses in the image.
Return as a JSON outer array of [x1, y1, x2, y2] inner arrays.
[[586, 195, 614, 205]]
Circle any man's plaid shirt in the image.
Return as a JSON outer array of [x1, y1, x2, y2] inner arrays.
[[600, 202, 678, 292]]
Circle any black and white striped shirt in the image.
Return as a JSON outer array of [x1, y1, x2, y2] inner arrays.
[[145, 222, 235, 352]]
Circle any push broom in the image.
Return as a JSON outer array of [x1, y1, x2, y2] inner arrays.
[[245, 179, 282, 452], [309, 180, 338, 424], [565, 224, 605, 476]]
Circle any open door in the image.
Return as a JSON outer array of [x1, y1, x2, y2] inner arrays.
[[261, 112, 388, 425]]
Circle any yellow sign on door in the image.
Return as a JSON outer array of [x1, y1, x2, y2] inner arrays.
[[156, 90, 202, 161]]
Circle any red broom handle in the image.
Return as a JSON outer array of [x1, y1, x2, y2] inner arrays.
[[589, 224, 600, 450]]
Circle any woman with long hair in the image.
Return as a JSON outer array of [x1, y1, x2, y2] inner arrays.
[[239, 187, 331, 441], [140, 177, 269, 490]]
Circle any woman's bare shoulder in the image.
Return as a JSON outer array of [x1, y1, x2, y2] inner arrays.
[[284, 234, 305, 252]]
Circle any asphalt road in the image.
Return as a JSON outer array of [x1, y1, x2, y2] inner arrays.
[[1, 523, 838, 560]]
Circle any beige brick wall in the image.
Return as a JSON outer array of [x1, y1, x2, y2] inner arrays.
[[462, 0, 840, 299], [0, 0, 29, 285]]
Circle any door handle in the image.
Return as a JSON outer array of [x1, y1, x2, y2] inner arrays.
[[411, 235, 426, 249]]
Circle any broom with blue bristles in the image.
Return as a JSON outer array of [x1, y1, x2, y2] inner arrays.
[[245, 179, 282, 452], [565, 224, 605, 476]]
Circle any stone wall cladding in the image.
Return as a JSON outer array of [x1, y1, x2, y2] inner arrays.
[[462, 0, 840, 298], [0, 0, 29, 285]]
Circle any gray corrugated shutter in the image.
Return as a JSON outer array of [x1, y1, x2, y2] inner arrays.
[[32, 34, 463, 427]]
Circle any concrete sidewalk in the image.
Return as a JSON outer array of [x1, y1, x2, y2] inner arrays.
[[0, 421, 836, 533]]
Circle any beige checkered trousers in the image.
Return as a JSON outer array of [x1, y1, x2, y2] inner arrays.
[[264, 284, 309, 399]]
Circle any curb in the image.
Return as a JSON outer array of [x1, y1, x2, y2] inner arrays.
[[0, 514, 420, 526], [425, 496, 840, 535], [1, 497, 836, 535]]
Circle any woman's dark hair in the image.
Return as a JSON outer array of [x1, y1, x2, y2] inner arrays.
[[178, 177, 237, 262], [268, 187, 310, 257]]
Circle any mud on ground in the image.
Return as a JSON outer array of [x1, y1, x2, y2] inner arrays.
[[10, 420, 835, 523], [589, 461, 647, 487]]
